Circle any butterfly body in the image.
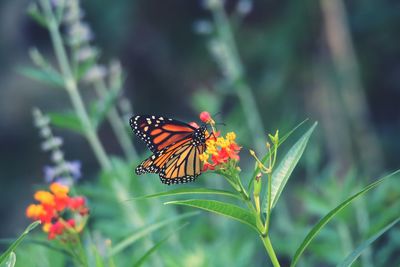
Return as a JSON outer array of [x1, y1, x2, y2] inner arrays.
[[130, 115, 207, 185]]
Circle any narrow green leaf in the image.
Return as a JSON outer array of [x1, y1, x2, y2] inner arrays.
[[27, 3, 48, 28], [248, 119, 309, 191], [4, 252, 16, 267], [269, 122, 317, 210], [76, 57, 98, 81], [17, 66, 64, 88], [132, 224, 187, 267], [131, 188, 241, 200], [90, 85, 122, 129], [107, 212, 197, 257], [49, 112, 84, 135], [165, 199, 257, 231], [0, 221, 40, 264], [337, 217, 400, 267], [290, 170, 400, 267], [91, 245, 105, 267]]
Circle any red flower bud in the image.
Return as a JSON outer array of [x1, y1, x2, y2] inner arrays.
[[200, 111, 212, 123], [48, 220, 65, 240], [67, 219, 76, 228], [69, 196, 86, 210]]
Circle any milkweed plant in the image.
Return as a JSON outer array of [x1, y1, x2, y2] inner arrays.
[[1, 0, 399, 267]]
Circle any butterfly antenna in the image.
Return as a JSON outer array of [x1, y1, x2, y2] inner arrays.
[[212, 112, 222, 119]]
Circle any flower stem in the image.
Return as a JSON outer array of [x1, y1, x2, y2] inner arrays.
[[37, 2, 163, 265], [260, 235, 281, 267], [211, 4, 266, 152], [39, 0, 111, 171], [264, 140, 278, 235], [235, 173, 250, 200], [242, 186, 280, 267], [264, 172, 273, 235]]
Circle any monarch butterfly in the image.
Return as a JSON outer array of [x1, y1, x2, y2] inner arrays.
[[130, 115, 208, 185]]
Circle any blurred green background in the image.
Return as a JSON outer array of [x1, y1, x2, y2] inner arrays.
[[1, 0, 400, 266]]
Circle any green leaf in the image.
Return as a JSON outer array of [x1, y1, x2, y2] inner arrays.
[[3, 252, 16, 267], [27, 3, 48, 28], [248, 119, 309, 191], [49, 112, 84, 135], [91, 245, 105, 267], [0, 221, 40, 265], [165, 199, 257, 231], [76, 57, 98, 81], [17, 66, 64, 88], [290, 170, 400, 267], [132, 224, 187, 267], [131, 187, 241, 200], [90, 85, 123, 129], [268, 122, 317, 210], [337, 217, 400, 267], [107, 212, 198, 257]]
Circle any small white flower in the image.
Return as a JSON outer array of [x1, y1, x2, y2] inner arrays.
[[33, 109, 50, 128], [67, 22, 94, 46], [83, 64, 107, 83], [75, 46, 98, 62], [51, 150, 64, 163], [40, 127, 52, 138], [63, 0, 83, 23], [41, 137, 63, 151]]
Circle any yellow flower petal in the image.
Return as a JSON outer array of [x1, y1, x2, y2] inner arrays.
[[26, 204, 44, 219], [50, 183, 69, 197], [43, 223, 51, 233], [226, 132, 236, 142], [199, 153, 209, 163], [34, 191, 55, 206]]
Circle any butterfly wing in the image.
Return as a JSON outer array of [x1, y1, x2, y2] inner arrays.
[[135, 137, 205, 185], [130, 115, 196, 153]]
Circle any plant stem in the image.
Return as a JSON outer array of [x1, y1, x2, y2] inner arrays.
[[235, 173, 250, 200], [265, 141, 277, 235], [38, 2, 163, 265], [227, 169, 280, 267], [75, 235, 89, 267], [211, 4, 266, 152], [93, 80, 137, 161], [40, 0, 111, 171], [260, 235, 281, 267], [264, 172, 273, 235]]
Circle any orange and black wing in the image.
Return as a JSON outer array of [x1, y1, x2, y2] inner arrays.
[[135, 138, 205, 185], [130, 115, 196, 153]]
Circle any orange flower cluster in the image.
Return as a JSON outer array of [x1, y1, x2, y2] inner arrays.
[[26, 183, 88, 239], [200, 131, 241, 171], [198, 111, 241, 170]]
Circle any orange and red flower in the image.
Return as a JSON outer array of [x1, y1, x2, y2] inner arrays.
[[199, 112, 241, 171], [26, 182, 88, 240]]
